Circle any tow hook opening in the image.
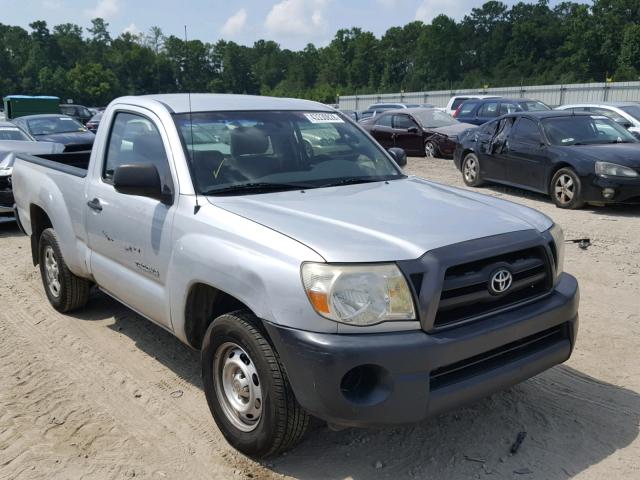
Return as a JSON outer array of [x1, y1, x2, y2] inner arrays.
[[340, 364, 392, 406]]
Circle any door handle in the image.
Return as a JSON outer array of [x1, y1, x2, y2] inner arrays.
[[87, 198, 103, 212]]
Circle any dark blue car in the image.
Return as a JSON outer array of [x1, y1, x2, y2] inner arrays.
[[454, 98, 550, 125]]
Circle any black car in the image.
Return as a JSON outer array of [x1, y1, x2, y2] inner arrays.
[[454, 98, 550, 125], [12, 114, 95, 152], [361, 108, 475, 158], [86, 111, 103, 133], [454, 111, 640, 208], [60, 104, 94, 125]]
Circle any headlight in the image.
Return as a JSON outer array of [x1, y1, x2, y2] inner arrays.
[[301, 263, 415, 326], [548, 223, 565, 279], [0, 166, 12, 176], [595, 161, 638, 178]]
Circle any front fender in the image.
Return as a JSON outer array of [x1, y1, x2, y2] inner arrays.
[[167, 205, 334, 345]]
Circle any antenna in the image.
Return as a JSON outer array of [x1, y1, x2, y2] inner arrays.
[[184, 25, 200, 214]]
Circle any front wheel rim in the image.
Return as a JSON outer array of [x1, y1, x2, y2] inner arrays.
[[425, 142, 435, 157], [554, 174, 575, 204], [464, 157, 478, 183], [213, 342, 263, 432], [44, 246, 61, 298]]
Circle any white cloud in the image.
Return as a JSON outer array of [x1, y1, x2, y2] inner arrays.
[[123, 23, 141, 35], [415, 0, 479, 23], [221, 8, 248, 37], [86, 0, 119, 19], [265, 0, 328, 37]]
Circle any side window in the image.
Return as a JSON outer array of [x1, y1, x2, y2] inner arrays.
[[375, 114, 392, 127], [479, 120, 499, 135], [591, 107, 626, 123], [511, 118, 542, 144], [103, 112, 173, 192], [393, 114, 416, 129], [499, 102, 518, 115], [479, 102, 499, 118], [459, 101, 478, 116], [451, 97, 468, 110]]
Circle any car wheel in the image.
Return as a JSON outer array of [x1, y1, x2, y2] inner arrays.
[[424, 141, 438, 158], [303, 140, 314, 158], [201, 311, 309, 458], [39, 228, 90, 312], [462, 152, 484, 187], [550, 168, 585, 209]]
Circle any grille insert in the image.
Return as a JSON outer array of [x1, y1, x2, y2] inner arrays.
[[434, 247, 552, 328]]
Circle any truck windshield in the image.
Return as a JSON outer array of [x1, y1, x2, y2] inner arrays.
[[174, 110, 404, 195], [542, 116, 638, 146]]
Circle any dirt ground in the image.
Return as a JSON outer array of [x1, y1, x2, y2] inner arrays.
[[0, 158, 639, 480]]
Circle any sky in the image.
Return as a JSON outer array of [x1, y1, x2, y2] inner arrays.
[[1, 0, 573, 50]]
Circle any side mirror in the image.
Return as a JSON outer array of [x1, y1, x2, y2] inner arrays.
[[407, 126, 419, 134], [388, 147, 407, 167], [113, 163, 172, 204]]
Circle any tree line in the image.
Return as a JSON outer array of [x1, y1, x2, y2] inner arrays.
[[0, 0, 639, 107]]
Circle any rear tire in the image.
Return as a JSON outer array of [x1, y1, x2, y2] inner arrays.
[[550, 168, 585, 209], [38, 228, 90, 312], [201, 311, 309, 458], [461, 152, 484, 187]]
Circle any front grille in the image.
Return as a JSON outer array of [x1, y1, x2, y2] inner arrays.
[[434, 246, 552, 328], [0, 176, 10, 190], [430, 323, 568, 390]]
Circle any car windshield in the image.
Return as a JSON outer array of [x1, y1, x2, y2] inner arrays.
[[0, 126, 31, 141], [27, 116, 86, 135], [620, 105, 640, 121], [411, 109, 457, 128], [174, 110, 404, 195], [542, 116, 638, 146]]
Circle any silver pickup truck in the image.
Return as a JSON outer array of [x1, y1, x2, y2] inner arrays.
[[13, 94, 579, 458]]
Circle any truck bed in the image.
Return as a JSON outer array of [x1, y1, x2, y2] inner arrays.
[[18, 151, 91, 177]]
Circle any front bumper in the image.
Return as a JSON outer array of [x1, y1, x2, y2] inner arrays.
[[582, 173, 640, 204], [266, 273, 578, 427]]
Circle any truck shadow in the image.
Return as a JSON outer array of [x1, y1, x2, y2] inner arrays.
[[77, 293, 638, 480], [0, 218, 23, 238]]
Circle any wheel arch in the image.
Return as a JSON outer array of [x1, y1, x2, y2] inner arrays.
[[29, 204, 53, 266], [183, 282, 261, 350]]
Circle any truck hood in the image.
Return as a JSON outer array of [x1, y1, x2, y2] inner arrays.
[[0, 141, 65, 169], [209, 177, 553, 262]]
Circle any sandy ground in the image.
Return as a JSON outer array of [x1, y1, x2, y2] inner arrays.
[[0, 158, 639, 480]]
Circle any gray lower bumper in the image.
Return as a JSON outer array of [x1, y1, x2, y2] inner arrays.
[[265, 273, 579, 427]]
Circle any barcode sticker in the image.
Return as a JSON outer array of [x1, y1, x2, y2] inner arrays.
[[304, 113, 344, 124]]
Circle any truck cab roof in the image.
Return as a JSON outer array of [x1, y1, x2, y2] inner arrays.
[[116, 94, 333, 114]]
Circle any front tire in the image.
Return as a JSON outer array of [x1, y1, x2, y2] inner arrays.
[[462, 152, 484, 187], [39, 228, 90, 312], [550, 168, 585, 209], [425, 141, 439, 158], [202, 311, 309, 458]]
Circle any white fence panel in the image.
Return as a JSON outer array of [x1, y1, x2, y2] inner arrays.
[[338, 81, 640, 110]]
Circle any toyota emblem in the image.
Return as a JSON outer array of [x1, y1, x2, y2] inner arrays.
[[489, 268, 513, 295]]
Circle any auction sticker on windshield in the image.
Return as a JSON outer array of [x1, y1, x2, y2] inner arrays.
[[304, 113, 344, 124]]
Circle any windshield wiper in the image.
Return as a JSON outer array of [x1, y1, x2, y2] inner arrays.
[[319, 176, 399, 188], [203, 182, 312, 195]]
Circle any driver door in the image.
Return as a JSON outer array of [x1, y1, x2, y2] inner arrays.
[[502, 117, 548, 192], [85, 108, 178, 329], [392, 114, 423, 155]]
